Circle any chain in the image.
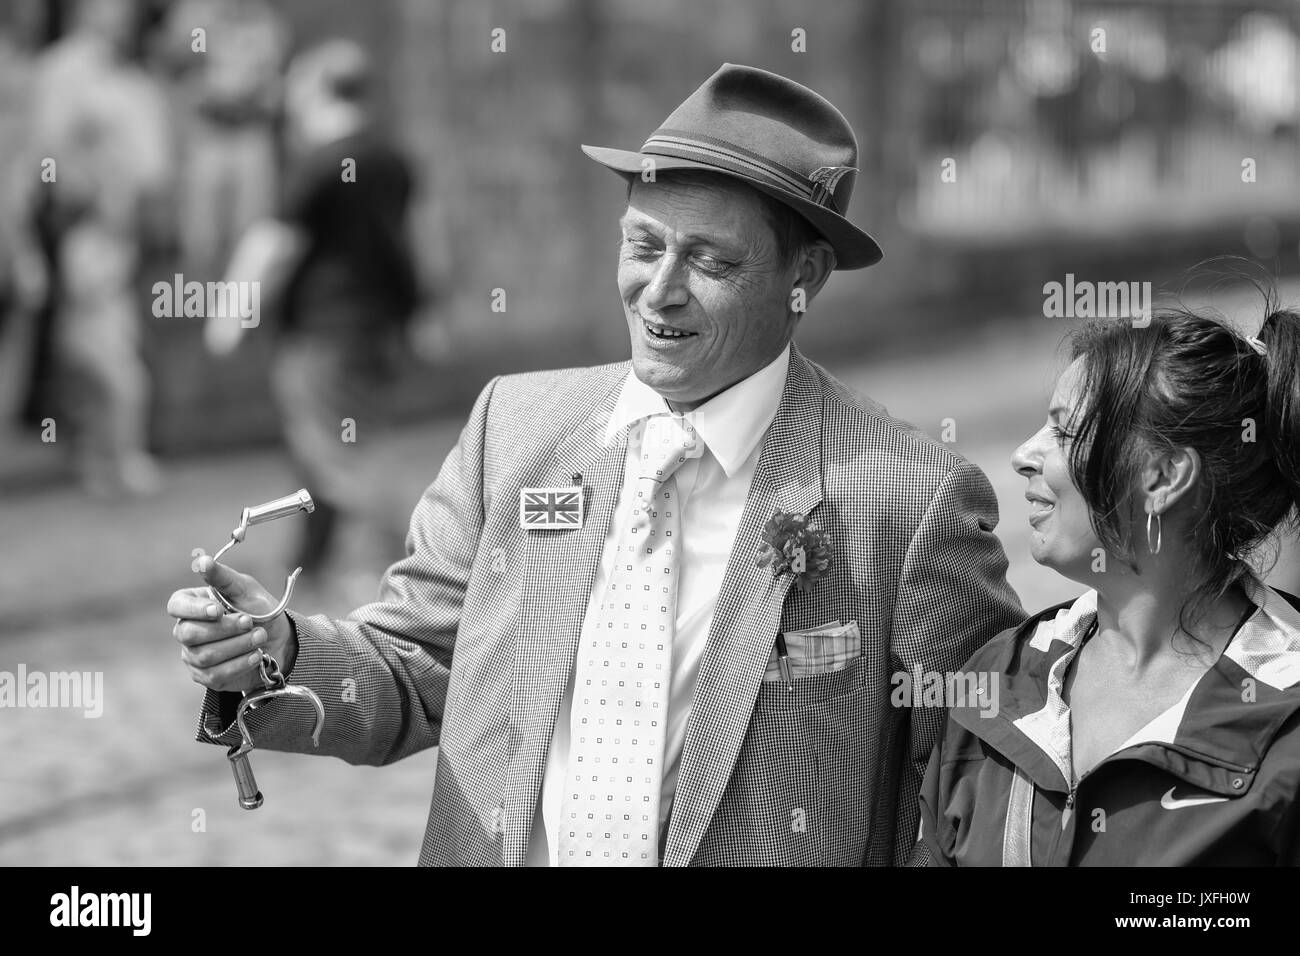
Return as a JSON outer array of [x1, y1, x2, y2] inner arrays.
[[257, 650, 286, 690]]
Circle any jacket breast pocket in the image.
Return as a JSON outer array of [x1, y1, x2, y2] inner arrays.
[[755, 649, 868, 710], [740, 658, 879, 865], [759, 621, 863, 699]]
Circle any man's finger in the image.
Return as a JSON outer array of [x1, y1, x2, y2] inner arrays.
[[187, 648, 265, 692], [182, 627, 267, 668], [167, 588, 226, 621], [175, 613, 255, 648]]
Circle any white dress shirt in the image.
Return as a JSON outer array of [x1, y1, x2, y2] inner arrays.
[[525, 344, 791, 865]]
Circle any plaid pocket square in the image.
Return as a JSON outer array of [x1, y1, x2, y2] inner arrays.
[[763, 620, 862, 680]]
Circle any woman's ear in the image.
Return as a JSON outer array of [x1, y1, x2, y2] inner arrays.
[[1141, 445, 1202, 514]]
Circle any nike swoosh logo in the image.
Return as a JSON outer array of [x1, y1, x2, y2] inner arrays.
[[1161, 787, 1230, 810]]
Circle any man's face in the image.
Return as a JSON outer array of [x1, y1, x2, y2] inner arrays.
[[618, 176, 798, 410]]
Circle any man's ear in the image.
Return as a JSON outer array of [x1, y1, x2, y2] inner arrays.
[[791, 240, 836, 312], [1140, 444, 1201, 516]]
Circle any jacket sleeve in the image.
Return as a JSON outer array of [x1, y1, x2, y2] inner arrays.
[[1267, 709, 1300, 865], [883, 458, 1024, 865], [195, 376, 499, 765], [916, 730, 955, 865]]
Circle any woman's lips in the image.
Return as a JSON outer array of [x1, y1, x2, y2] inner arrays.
[[1026, 495, 1055, 526]]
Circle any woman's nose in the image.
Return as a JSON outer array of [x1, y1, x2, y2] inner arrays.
[[1011, 430, 1044, 478]]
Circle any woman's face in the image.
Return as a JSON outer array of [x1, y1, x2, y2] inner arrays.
[[1012, 358, 1105, 582]]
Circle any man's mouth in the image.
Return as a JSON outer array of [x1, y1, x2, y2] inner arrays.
[[643, 319, 698, 341]]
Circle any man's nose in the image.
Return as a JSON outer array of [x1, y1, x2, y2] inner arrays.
[[641, 253, 689, 311]]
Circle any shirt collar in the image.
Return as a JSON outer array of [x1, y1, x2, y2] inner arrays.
[[604, 343, 791, 477], [1038, 576, 1300, 688]]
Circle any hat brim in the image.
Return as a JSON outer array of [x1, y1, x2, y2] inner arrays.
[[582, 144, 882, 270]]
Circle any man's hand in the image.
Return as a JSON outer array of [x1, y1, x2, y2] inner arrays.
[[167, 555, 297, 694]]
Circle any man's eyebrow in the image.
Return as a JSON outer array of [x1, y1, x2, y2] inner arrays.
[[680, 232, 742, 252], [619, 214, 742, 252], [619, 211, 656, 233]]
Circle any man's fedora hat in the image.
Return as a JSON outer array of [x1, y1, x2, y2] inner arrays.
[[582, 63, 882, 269]]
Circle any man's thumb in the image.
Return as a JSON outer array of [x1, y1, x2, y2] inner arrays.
[[194, 554, 246, 599]]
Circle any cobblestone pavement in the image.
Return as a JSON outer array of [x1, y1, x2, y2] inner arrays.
[[1, 421, 460, 866]]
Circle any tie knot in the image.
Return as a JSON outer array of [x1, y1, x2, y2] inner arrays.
[[634, 414, 703, 483]]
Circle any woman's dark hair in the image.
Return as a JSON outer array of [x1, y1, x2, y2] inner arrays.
[[1062, 302, 1300, 637]]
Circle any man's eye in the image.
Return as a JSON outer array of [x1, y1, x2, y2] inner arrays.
[[691, 254, 731, 274]]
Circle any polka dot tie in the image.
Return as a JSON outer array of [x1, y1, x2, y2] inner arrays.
[[557, 414, 703, 866]]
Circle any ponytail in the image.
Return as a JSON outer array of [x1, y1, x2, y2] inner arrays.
[[1259, 308, 1300, 516]]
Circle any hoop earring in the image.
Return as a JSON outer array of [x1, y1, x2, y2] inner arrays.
[[1146, 511, 1162, 555]]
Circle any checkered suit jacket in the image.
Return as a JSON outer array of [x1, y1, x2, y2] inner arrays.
[[198, 345, 1024, 865]]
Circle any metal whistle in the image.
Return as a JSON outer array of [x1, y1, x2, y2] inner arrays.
[[208, 489, 314, 624], [240, 489, 316, 529], [227, 741, 263, 810], [228, 667, 326, 810]]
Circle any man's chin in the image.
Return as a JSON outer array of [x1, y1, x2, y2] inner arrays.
[[630, 355, 695, 397]]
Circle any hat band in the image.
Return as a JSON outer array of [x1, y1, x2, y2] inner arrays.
[[640, 129, 851, 213]]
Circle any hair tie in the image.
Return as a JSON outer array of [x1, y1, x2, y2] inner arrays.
[[1246, 335, 1269, 356]]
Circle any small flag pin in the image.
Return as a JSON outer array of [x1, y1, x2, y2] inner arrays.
[[519, 485, 584, 530]]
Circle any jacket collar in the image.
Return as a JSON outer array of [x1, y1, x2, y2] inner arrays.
[[662, 344, 825, 864], [952, 578, 1300, 795], [503, 365, 629, 864]]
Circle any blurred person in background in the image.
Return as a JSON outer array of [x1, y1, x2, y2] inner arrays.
[[209, 38, 419, 575], [28, 0, 172, 497], [0, 2, 48, 433], [921, 306, 1300, 865], [160, 0, 288, 278]]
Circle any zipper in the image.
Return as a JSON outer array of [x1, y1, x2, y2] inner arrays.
[[1043, 784, 1076, 864], [1054, 758, 1126, 862], [1050, 742, 1252, 864]]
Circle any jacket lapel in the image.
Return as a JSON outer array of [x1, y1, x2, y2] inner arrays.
[[502, 368, 628, 864], [662, 347, 825, 865]]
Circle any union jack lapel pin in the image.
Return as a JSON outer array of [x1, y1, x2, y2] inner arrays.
[[519, 481, 584, 530]]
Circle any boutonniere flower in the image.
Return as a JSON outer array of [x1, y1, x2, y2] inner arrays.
[[756, 511, 831, 592]]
